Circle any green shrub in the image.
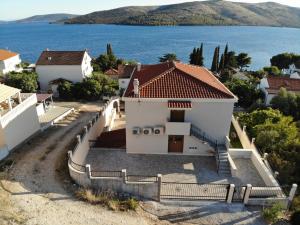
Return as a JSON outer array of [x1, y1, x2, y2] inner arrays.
[[290, 210, 300, 225], [5, 71, 38, 92], [57, 81, 74, 100], [262, 203, 284, 223], [291, 196, 300, 211]]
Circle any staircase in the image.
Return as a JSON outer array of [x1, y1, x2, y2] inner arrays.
[[190, 124, 231, 177]]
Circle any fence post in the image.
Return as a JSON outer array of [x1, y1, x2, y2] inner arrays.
[[89, 121, 93, 128], [243, 184, 252, 204], [76, 135, 81, 143], [157, 174, 162, 202], [242, 125, 246, 133], [121, 169, 127, 183], [227, 184, 235, 203], [86, 164, 91, 179], [84, 125, 88, 133], [68, 150, 72, 159], [288, 184, 298, 205]]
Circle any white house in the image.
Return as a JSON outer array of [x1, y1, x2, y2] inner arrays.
[[0, 49, 22, 75], [36, 50, 93, 93], [0, 84, 40, 160], [117, 64, 135, 91], [122, 61, 237, 159], [258, 76, 300, 105]]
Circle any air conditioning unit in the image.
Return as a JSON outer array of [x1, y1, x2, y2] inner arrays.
[[132, 127, 141, 135], [143, 127, 152, 135], [153, 126, 164, 135]]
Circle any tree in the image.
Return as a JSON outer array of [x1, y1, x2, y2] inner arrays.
[[189, 48, 197, 65], [96, 53, 117, 72], [262, 66, 281, 76], [5, 72, 38, 93], [226, 51, 237, 68], [189, 43, 204, 66], [219, 53, 225, 72], [159, 53, 178, 62], [198, 43, 204, 66], [106, 43, 113, 55], [270, 53, 300, 70], [211, 46, 220, 72], [236, 53, 251, 70], [57, 81, 74, 100]]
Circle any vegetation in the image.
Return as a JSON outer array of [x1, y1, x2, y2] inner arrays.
[[75, 188, 138, 211], [159, 53, 178, 62], [236, 53, 251, 70], [262, 203, 284, 224], [5, 71, 38, 93], [290, 210, 300, 225], [225, 78, 263, 109], [211, 46, 220, 72], [189, 43, 204, 66], [270, 53, 300, 70], [58, 73, 118, 100], [61, 1, 300, 28]]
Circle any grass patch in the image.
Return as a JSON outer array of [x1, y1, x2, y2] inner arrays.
[[262, 203, 285, 224], [229, 124, 243, 148], [75, 188, 139, 211]]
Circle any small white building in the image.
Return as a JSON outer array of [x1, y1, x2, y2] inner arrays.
[[0, 49, 22, 75], [282, 63, 300, 76], [117, 64, 135, 91], [0, 84, 40, 160], [36, 50, 93, 93], [258, 76, 300, 105], [122, 61, 237, 156]]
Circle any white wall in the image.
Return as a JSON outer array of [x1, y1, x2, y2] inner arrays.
[[0, 55, 22, 75], [119, 78, 130, 90], [36, 103, 45, 116], [125, 100, 233, 155], [0, 95, 40, 151]]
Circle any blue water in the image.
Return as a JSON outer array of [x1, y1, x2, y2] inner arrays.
[[1, 23, 300, 70]]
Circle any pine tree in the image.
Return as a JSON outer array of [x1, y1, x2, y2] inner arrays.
[[219, 53, 225, 72], [211, 46, 220, 72], [106, 43, 113, 55], [199, 43, 204, 66], [189, 48, 197, 64], [224, 43, 229, 68], [195, 48, 201, 65]]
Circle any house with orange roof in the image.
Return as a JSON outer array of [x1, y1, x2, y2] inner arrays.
[[0, 49, 22, 75], [121, 61, 238, 176]]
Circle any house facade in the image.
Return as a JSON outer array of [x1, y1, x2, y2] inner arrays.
[[282, 63, 300, 78], [122, 61, 237, 156], [258, 76, 300, 105], [0, 49, 22, 75], [36, 50, 93, 92], [0, 84, 40, 160]]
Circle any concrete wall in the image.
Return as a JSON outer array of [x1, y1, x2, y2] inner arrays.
[[0, 94, 40, 152], [0, 55, 22, 75], [125, 100, 233, 155]]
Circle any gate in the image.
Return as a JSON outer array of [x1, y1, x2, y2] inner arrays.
[[160, 182, 230, 201], [232, 186, 246, 202]]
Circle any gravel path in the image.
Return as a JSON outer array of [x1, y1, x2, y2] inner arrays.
[[0, 103, 163, 225]]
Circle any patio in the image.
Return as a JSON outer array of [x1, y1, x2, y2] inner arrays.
[[86, 149, 265, 186]]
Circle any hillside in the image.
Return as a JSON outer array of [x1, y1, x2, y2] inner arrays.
[[15, 13, 79, 23], [61, 1, 300, 27]]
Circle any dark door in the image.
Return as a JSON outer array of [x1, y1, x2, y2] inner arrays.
[[170, 110, 185, 122], [168, 135, 184, 153]]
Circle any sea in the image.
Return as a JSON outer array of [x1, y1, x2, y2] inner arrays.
[[1, 22, 300, 70]]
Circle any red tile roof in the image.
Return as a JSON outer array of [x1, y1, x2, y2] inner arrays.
[[36, 94, 52, 102], [0, 49, 18, 61], [267, 77, 300, 92], [36, 51, 86, 65], [168, 101, 192, 109], [104, 68, 119, 76], [124, 61, 235, 99]]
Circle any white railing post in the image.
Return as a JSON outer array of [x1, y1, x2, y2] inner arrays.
[[288, 184, 298, 203], [86, 164, 91, 179], [157, 174, 162, 202], [89, 120, 93, 128], [251, 138, 255, 145], [243, 184, 252, 204], [84, 125, 88, 133], [68, 150, 72, 159], [121, 169, 127, 183], [242, 125, 246, 133], [227, 184, 235, 203]]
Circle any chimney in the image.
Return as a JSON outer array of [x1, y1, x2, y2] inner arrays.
[[133, 78, 139, 97], [137, 63, 142, 72], [47, 57, 52, 61]]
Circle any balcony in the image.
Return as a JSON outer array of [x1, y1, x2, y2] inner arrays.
[[165, 120, 191, 135]]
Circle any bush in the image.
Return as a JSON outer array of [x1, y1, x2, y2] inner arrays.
[[57, 81, 73, 100], [290, 210, 300, 225], [262, 203, 284, 223], [5, 71, 38, 93]]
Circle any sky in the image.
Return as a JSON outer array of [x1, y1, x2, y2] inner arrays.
[[1, 0, 300, 20]]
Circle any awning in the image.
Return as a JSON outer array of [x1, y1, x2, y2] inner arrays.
[[0, 84, 20, 103], [168, 101, 192, 109]]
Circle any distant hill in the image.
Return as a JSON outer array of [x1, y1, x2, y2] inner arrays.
[[60, 1, 300, 27], [15, 13, 79, 23]]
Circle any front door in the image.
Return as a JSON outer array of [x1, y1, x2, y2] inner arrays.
[[168, 135, 184, 153], [170, 110, 185, 122]]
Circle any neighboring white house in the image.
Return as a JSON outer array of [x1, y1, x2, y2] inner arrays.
[[0, 84, 40, 160], [258, 76, 300, 105], [0, 49, 22, 75], [122, 61, 237, 156], [282, 63, 300, 77], [36, 50, 93, 94], [118, 64, 135, 91]]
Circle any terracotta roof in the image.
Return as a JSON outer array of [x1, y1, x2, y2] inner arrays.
[[118, 64, 135, 78], [267, 77, 300, 92], [36, 93, 52, 102], [36, 51, 86, 65], [94, 128, 126, 148], [0, 49, 18, 61], [104, 68, 119, 76], [168, 101, 192, 109], [124, 61, 235, 99]]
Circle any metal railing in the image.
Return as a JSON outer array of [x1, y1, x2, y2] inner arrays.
[[91, 170, 122, 178], [69, 157, 86, 172], [126, 175, 158, 183], [249, 186, 286, 199]]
